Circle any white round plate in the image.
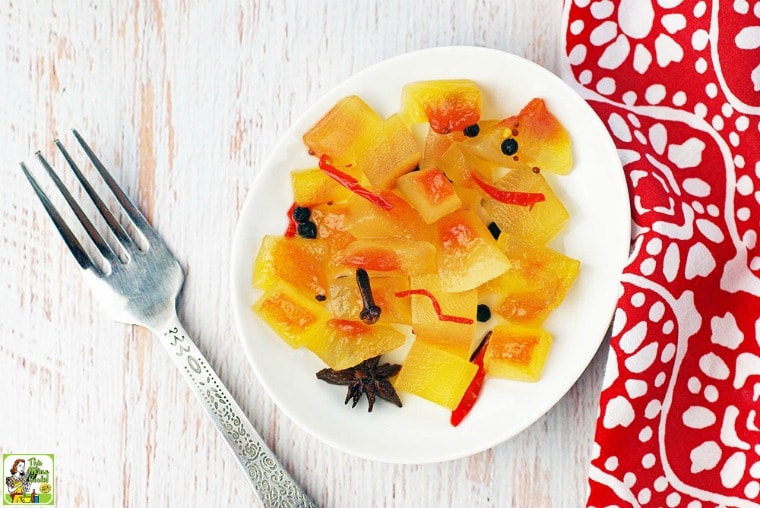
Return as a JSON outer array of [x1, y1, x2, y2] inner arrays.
[[230, 46, 630, 464]]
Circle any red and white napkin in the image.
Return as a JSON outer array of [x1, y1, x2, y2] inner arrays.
[[562, 1, 760, 506]]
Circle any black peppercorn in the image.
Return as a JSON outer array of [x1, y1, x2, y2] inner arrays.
[[476, 304, 491, 323], [500, 138, 518, 156], [487, 221, 501, 240], [293, 206, 311, 223], [297, 221, 318, 239], [463, 124, 480, 137]]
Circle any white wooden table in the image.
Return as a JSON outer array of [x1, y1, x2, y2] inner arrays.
[[0, 2, 608, 506]]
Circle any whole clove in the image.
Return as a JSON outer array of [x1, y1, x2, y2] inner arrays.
[[356, 268, 381, 324]]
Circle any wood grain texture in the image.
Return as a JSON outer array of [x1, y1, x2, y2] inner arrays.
[[0, 1, 607, 506]]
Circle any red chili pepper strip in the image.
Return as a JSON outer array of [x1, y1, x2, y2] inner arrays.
[[318, 154, 394, 211], [471, 172, 545, 207], [284, 202, 298, 237], [394, 289, 474, 325], [450, 333, 491, 427]]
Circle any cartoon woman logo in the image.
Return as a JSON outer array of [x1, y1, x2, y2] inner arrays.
[[4, 459, 30, 504]]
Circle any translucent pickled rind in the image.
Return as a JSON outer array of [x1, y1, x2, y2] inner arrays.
[[394, 339, 479, 410], [302, 95, 383, 167], [335, 237, 437, 277], [486, 234, 580, 327], [305, 319, 405, 371], [354, 114, 421, 190], [437, 142, 501, 188], [395, 168, 463, 224], [484, 325, 553, 382], [253, 235, 330, 297], [408, 275, 477, 358], [328, 275, 412, 326], [252, 280, 332, 349], [480, 170, 570, 245], [342, 192, 431, 241], [309, 203, 356, 254], [399, 79, 482, 134], [462, 98, 573, 175], [291, 168, 352, 206], [434, 210, 511, 292], [420, 130, 464, 171]]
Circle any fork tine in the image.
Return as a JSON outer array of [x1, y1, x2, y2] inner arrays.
[[20, 162, 97, 271], [36, 150, 120, 264], [71, 129, 153, 237], [55, 138, 137, 253]]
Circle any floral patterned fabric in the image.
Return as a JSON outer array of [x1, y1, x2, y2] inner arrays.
[[562, 0, 760, 506]]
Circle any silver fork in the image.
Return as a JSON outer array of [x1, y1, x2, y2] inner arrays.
[[20, 130, 318, 508]]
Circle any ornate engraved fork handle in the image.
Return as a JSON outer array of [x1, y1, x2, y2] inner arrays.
[[153, 316, 318, 508]]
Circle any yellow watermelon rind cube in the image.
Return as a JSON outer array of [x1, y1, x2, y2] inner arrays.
[[305, 319, 405, 371], [488, 233, 580, 326], [400, 79, 482, 135], [408, 274, 477, 358], [328, 274, 412, 325], [302, 95, 383, 167], [253, 235, 330, 300], [395, 168, 463, 224], [252, 280, 332, 349], [354, 114, 421, 190], [394, 339, 478, 410], [480, 169, 570, 245], [291, 167, 352, 206], [434, 210, 510, 292], [484, 324, 553, 382]]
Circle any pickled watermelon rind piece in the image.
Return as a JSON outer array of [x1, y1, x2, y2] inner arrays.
[[400, 79, 482, 134], [252, 280, 332, 349], [394, 339, 479, 410], [463, 98, 573, 175], [302, 95, 383, 167], [291, 167, 352, 206], [253, 235, 330, 299], [309, 203, 356, 254], [342, 191, 431, 241], [486, 233, 580, 327], [334, 237, 438, 276], [480, 169, 570, 245], [419, 130, 464, 171], [484, 324, 553, 382], [395, 168, 463, 224], [434, 209, 510, 292], [354, 114, 421, 190], [306, 318, 405, 371], [328, 274, 412, 325], [408, 274, 477, 359]]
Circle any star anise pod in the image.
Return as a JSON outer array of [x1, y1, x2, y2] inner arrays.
[[316, 356, 402, 412]]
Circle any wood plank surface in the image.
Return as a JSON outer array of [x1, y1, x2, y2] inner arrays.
[[0, 1, 608, 506]]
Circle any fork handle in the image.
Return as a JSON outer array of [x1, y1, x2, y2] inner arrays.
[[153, 316, 318, 508]]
